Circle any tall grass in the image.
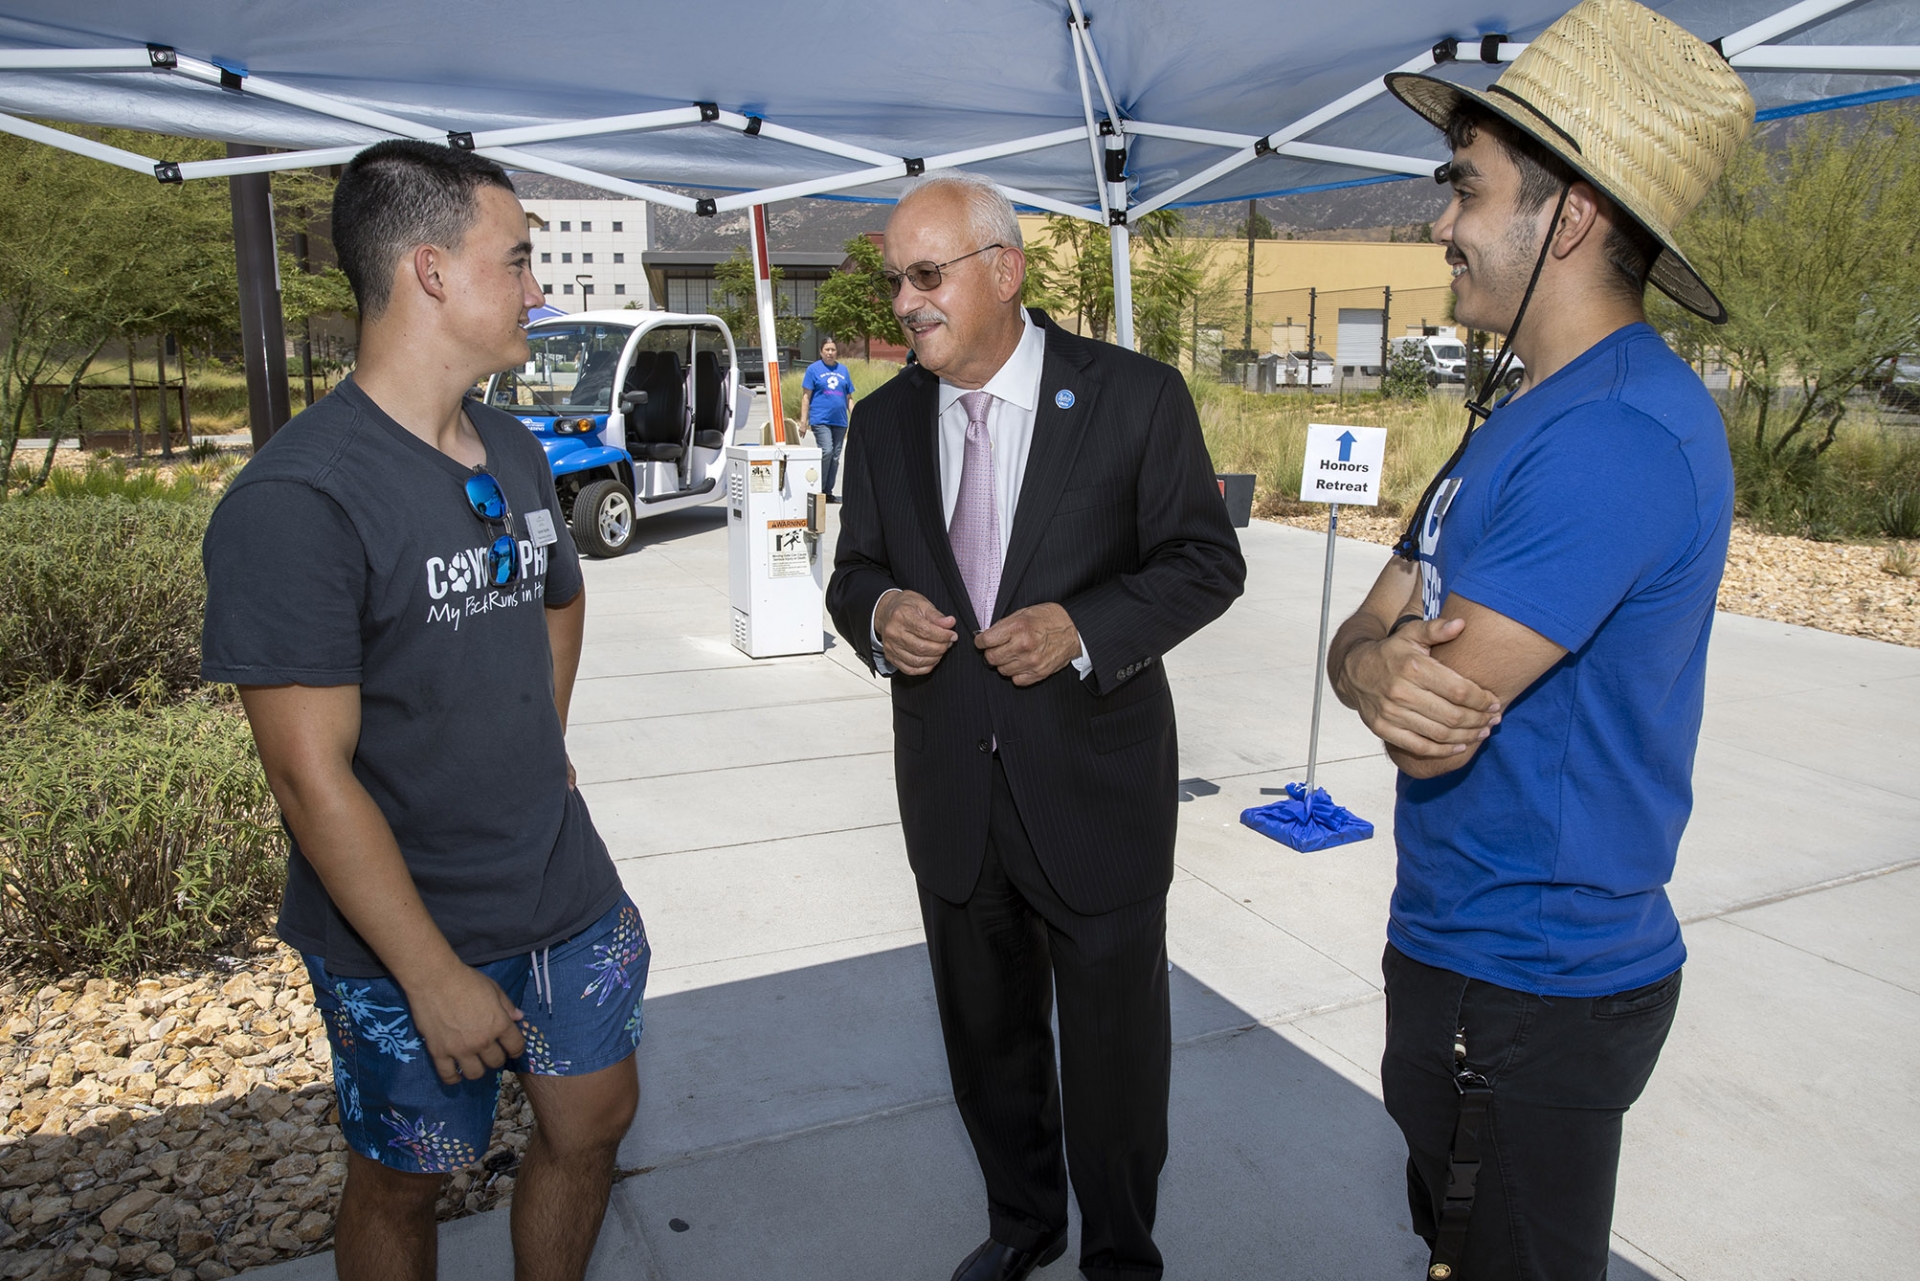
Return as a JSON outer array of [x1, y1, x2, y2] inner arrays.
[[1190, 378, 1466, 516], [777, 358, 905, 430]]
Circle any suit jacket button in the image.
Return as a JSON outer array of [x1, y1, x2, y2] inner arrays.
[[976, 739, 990, 754]]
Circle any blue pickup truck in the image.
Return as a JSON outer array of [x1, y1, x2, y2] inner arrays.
[[482, 310, 753, 556]]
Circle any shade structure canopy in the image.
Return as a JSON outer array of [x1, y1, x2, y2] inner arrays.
[[0, 0, 1915, 217]]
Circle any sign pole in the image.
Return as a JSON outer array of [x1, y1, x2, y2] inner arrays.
[[1305, 501, 1339, 797], [1240, 420, 1381, 852]]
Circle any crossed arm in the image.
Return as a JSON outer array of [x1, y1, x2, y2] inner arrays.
[[1327, 557, 1566, 778], [236, 590, 587, 1082]]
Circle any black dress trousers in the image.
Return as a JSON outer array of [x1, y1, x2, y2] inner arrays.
[[918, 757, 1172, 1281]]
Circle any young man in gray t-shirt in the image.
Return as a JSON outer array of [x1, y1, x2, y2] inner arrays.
[[202, 141, 643, 1281]]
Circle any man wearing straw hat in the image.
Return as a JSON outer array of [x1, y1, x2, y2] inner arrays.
[[1322, 2, 1753, 1276]]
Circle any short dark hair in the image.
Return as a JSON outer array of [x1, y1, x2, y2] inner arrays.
[[1443, 102, 1661, 303], [332, 140, 516, 319]]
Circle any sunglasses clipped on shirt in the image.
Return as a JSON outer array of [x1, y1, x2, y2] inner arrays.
[[463, 469, 520, 587], [880, 243, 1004, 298]]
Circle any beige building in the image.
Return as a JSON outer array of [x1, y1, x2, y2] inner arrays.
[[1017, 215, 1461, 372]]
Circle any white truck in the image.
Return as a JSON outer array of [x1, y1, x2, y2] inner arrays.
[[1389, 335, 1470, 385]]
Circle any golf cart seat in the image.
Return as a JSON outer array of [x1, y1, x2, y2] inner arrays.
[[633, 350, 686, 462], [692, 350, 726, 449]]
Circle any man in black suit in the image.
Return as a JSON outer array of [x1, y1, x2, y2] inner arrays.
[[827, 173, 1245, 1281]]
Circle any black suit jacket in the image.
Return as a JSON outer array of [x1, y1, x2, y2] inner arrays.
[[827, 310, 1246, 915]]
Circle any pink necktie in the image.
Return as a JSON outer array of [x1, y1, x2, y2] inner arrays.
[[948, 391, 1001, 629]]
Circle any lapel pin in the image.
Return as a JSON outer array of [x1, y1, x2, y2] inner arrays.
[[1054, 389, 1075, 410]]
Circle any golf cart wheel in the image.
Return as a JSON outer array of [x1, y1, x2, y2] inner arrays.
[[573, 479, 634, 558]]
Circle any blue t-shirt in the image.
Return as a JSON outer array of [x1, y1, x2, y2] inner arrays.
[[1392, 323, 1733, 997], [802, 360, 854, 426]]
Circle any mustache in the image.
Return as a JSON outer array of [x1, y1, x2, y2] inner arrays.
[[897, 305, 948, 327]]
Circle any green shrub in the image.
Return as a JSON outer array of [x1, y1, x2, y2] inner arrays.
[[0, 494, 212, 700], [1727, 410, 1920, 540], [0, 682, 284, 973]]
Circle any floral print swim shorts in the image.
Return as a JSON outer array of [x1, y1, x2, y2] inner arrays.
[[304, 894, 650, 1174]]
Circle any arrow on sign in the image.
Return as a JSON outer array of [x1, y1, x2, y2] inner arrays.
[[1336, 430, 1357, 462]]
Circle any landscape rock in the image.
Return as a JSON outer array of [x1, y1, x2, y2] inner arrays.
[[0, 946, 537, 1280]]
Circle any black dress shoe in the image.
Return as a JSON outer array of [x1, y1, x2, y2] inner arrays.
[[949, 1229, 1068, 1281]]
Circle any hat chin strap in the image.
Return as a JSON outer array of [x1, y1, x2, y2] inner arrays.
[[1393, 183, 1571, 563]]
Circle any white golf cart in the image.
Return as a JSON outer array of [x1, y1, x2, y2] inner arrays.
[[483, 310, 754, 556]]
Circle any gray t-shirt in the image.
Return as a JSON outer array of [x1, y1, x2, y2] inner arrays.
[[201, 377, 622, 977]]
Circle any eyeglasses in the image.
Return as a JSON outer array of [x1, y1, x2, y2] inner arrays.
[[880, 243, 1004, 298], [463, 469, 520, 587]]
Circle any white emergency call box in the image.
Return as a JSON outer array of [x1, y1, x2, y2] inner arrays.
[[726, 444, 826, 658]]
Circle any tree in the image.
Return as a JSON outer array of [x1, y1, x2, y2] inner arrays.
[[0, 125, 237, 494], [1023, 210, 1235, 365], [813, 235, 904, 356], [711, 246, 804, 350], [1232, 205, 1277, 240], [1654, 106, 1920, 459]]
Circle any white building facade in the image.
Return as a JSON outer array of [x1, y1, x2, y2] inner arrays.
[[520, 196, 651, 311]]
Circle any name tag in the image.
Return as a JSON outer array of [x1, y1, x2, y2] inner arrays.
[[524, 508, 558, 548]]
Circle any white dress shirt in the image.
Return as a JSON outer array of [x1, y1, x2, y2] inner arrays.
[[872, 310, 1091, 678]]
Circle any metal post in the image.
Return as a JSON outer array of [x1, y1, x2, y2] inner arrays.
[[1243, 199, 1255, 352], [1306, 288, 1317, 391], [228, 143, 292, 449], [1305, 502, 1340, 797], [294, 227, 317, 406], [748, 204, 788, 442], [1380, 285, 1391, 387], [127, 338, 142, 460], [171, 334, 191, 443], [155, 332, 172, 458]]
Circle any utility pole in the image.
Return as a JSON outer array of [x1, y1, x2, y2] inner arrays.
[[1380, 285, 1392, 387], [1242, 198, 1256, 353], [1306, 288, 1318, 390], [228, 144, 292, 448]]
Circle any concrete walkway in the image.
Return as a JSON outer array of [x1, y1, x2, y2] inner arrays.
[[256, 505, 1920, 1281]]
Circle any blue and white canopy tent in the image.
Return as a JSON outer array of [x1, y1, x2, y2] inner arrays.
[[0, 0, 1914, 351]]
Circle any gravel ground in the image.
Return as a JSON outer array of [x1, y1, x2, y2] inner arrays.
[[1264, 511, 1920, 648], [0, 948, 534, 1281]]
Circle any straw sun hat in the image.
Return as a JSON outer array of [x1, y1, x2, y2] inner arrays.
[[1385, 0, 1754, 322]]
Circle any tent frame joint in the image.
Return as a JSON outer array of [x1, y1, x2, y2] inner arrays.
[[696, 101, 720, 123], [145, 44, 176, 69], [447, 131, 474, 150], [153, 160, 182, 184], [694, 197, 716, 217], [904, 156, 925, 176]]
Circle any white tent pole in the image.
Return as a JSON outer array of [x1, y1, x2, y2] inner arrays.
[[1109, 222, 1134, 350], [169, 56, 442, 139], [0, 112, 158, 174], [478, 147, 701, 211], [712, 125, 1092, 212], [1732, 45, 1920, 71], [1067, 19, 1110, 219], [0, 48, 155, 70], [1126, 121, 1259, 149], [1281, 141, 1443, 177], [1131, 44, 1444, 218], [1719, 0, 1865, 58], [1105, 129, 1134, 350], [1066, 0, 1123, 124], [711, 111, 898, 168], [177, 145, 370, 179], [471, 106, 705, 149], [748, 204, 789, 443], [996, 184, 1105, 224]]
